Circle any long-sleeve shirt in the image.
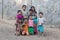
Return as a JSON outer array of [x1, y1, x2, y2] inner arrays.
[[16, 14, 24, 19], [38, 17, 46, 25]]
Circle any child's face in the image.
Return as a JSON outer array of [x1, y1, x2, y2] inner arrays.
[[40, 14, 43, 18], [18, 12, 22, 14], [29, 16, 32, 19], [24, 19, 27, 23], [22, 6, 26, 10], [31, 7, 34, 11], [29, 11, 33, 14]]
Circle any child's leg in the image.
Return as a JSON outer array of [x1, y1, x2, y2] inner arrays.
[[37, 30, 40, 35], [34, 24, 37, 34], [15, 23, 21, 35], [38, 25, 44, 36], [15, 23, 18, 31], [37, 25, 42, 35], [37, 31, 43, 37], [15, 23, 19, 35], [41, 32, 46, 36], [15, 27, 20, 36], [40, 25, 44, 36]]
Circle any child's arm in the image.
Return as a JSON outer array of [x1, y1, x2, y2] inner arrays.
[[43, 18, 46, 23], [37, 18, 39, 26], [16, 15, 18, 21], [15, 15, 19, 23]]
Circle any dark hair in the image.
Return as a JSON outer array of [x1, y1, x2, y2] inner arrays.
[[31, 6, 36, 12], [17, 10, 22, 13], [29, 9, 33, 12], [39, 12, 43, 15], [22, 5, 26, 8]]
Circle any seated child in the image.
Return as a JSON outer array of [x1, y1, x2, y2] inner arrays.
[[22, 17, 29, 35], [28, 16, 34, 35], [15, 10, 24, 36]]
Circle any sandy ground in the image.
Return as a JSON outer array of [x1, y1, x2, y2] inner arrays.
[[0, 20, 60, 40]]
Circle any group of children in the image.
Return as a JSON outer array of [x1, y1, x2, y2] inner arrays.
[[15, 5, 46, 36]]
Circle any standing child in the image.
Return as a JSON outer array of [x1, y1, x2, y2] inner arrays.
[[22, 17, 29, 35], [33, 11, 38, 34], [21, 5, 28, 18], [28, 16, 34, 35], [15, 10, 24, 36], [37, 12, 46, 36]]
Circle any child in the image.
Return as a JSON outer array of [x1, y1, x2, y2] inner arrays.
[[22, 17, 29, 35], [28, 16, 34, 35], [15, 10, 24, 36], [28, 9, 34, 19], [37, 12, 46, 36], [21, 5, 28, 18], [33, 11, 38, 34]]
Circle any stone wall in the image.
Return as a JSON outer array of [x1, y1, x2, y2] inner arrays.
[[0, 0, 60, 25]]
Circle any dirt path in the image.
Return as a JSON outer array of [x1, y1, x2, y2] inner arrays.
[[0, 21, 60, 40]]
